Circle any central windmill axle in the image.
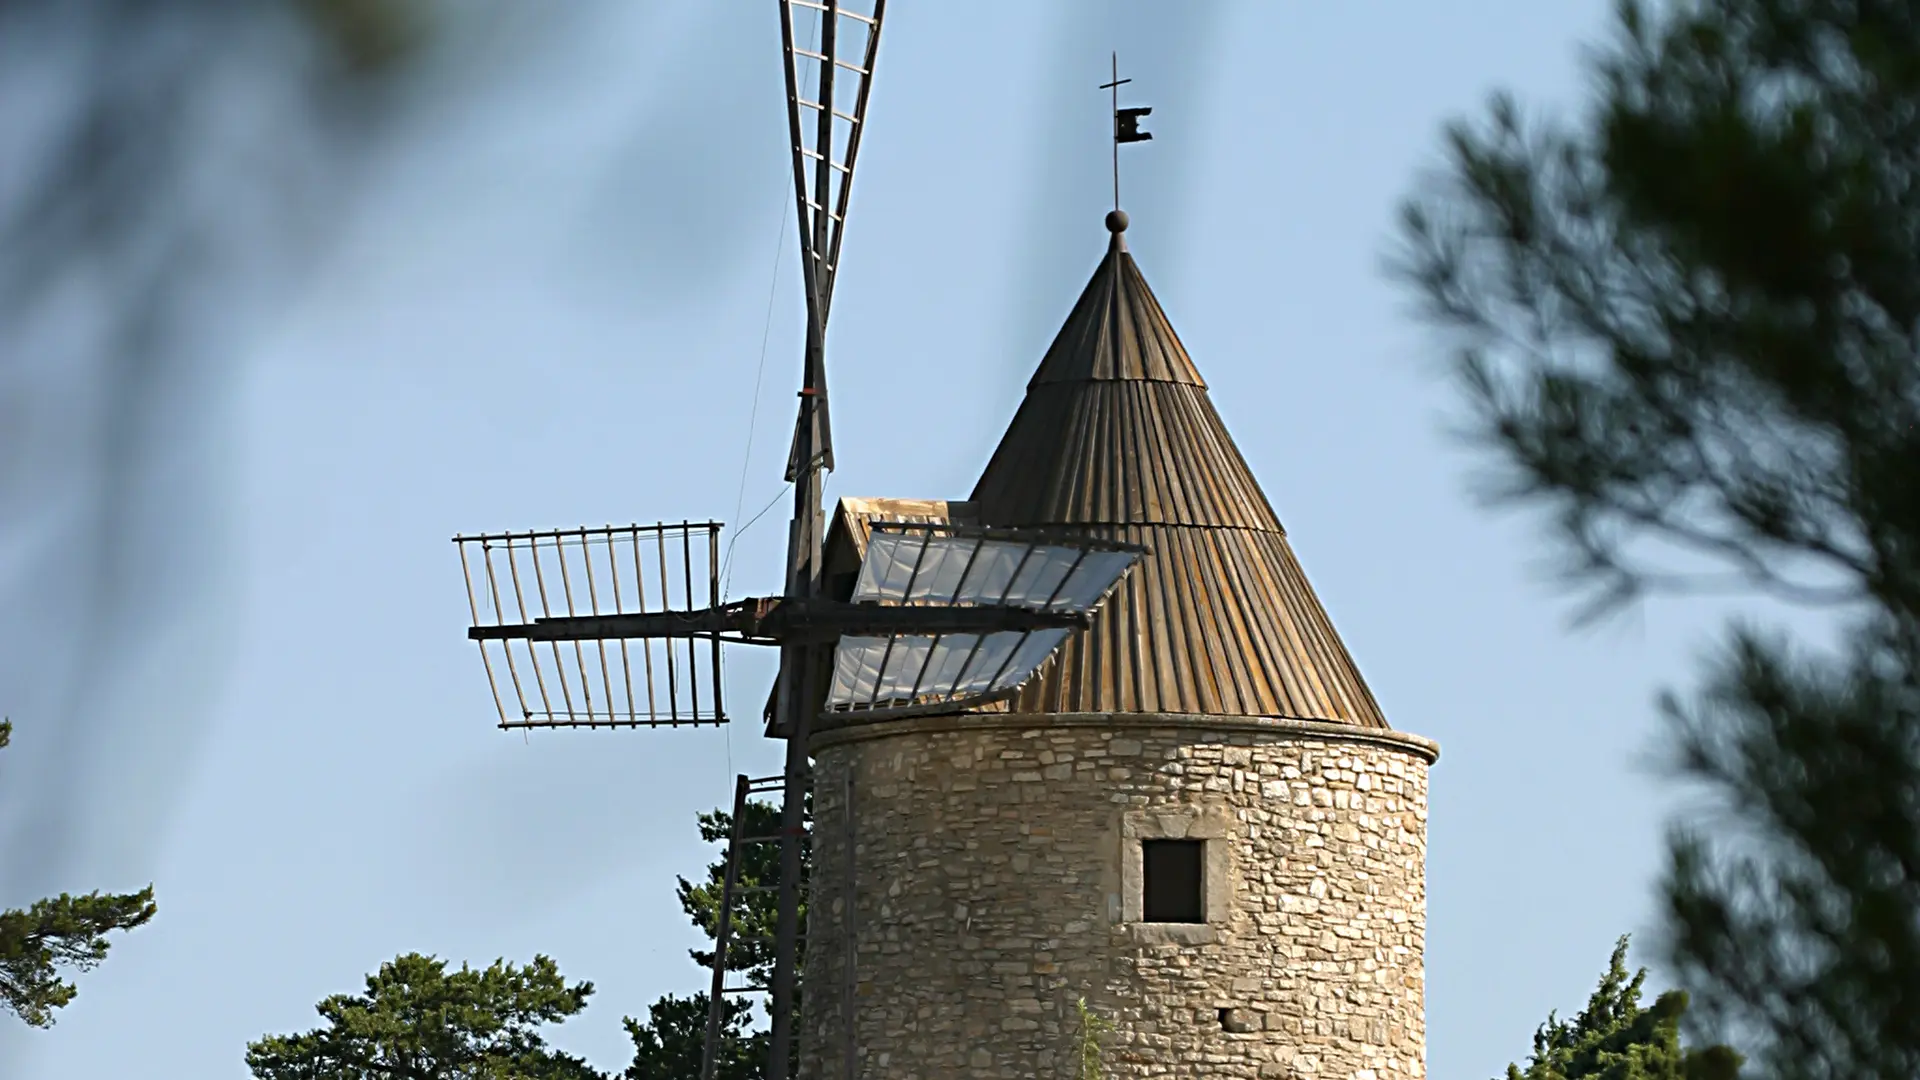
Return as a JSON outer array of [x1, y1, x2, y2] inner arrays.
[[470, 598, 1099, 645]]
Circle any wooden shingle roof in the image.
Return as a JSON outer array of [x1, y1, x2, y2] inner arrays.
[[965, 222, 1389, 728]]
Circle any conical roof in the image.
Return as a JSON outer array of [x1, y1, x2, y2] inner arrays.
[[968, 217, 1389, 727]]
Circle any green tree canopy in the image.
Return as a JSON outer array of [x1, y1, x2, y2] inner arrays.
[[1397, 1, 1920, 1077], [621, 993, 758, 1080], [0, 0, 409, 1031], [1504, 937, 1741, 1080], [0, 720, 156, 1028], [245, 953, 603, 1080], [621, 794, 808, 1080], [245, 794, 807, 1078]]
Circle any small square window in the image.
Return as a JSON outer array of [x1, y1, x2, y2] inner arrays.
[[1142, 839, 1205, 923]]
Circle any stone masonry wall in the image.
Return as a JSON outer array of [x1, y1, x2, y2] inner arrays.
[[797, 713, 1435, 1080]]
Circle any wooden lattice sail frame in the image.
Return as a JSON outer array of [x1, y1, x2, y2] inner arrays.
[[455, 523, 726, 729]]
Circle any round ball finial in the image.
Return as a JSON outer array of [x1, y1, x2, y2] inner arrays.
[[1105, 209, 1129, 233]]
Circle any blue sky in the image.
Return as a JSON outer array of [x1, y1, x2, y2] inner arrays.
[[5, 2, 1816, 1076]]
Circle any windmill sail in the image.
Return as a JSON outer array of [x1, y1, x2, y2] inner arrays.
[[445, 6, 896, 1078], [455, 522, 726, 728], [781, 0, 884, 329], [824, 526, 1144, 714], [778, 0, 885, 482]]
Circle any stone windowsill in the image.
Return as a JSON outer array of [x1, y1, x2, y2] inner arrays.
[[1126, 922, 1219, 945]]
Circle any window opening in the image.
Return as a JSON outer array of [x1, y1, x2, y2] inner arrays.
[[1141, 839, 1204, 923]]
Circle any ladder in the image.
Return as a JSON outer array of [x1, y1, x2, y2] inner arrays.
[[701, 773, 809, 1080]]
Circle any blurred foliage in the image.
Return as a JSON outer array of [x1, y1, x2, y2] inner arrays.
[[297, 0, 423, 73], [0, 5, 426, 1016], [0, 0, 422, 300], [0, 0, 417, 1050], [1397, 1, 1920, 1077]]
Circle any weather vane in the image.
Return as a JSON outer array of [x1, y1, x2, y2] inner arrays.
[[1099, 51, 1153, 214]]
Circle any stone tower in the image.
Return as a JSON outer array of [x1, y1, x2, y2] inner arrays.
[[799, 215, 1437, 1080]]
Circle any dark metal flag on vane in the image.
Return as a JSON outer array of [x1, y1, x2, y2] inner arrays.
[[1099, 52, 1153, 213], [449, 8, 1149, 1080]]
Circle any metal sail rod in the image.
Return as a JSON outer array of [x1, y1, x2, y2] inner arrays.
[[807, 0, 837, 317], [467, 599, 1089, 644], [821, 0, 884, 319], [780, 0, 835, 483], [778, 0, 827, 351]]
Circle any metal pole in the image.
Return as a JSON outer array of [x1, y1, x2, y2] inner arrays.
[[700, 775, 753, 1080], [1110, 52, 1120, 211], [768, 4, 836, 1069], [768, 663, 812, 1080], [768, 374, 826, 1075]]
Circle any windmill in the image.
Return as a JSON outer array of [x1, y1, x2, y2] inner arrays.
[[451, 5, 1148, 1078]]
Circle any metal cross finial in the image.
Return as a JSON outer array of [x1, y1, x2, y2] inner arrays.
[[1099, 51, 1153, 213]]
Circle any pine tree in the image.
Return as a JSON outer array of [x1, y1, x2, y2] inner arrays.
[[1503, 937, 1741, 1080], [0, 720, 156, 1028], [622, 796, 809, 1079], [238, 797, 808, 1077], [622, 993, 759, 1080], [244, 953, 604, 1079], [1396, 2, 1920, 1077]]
